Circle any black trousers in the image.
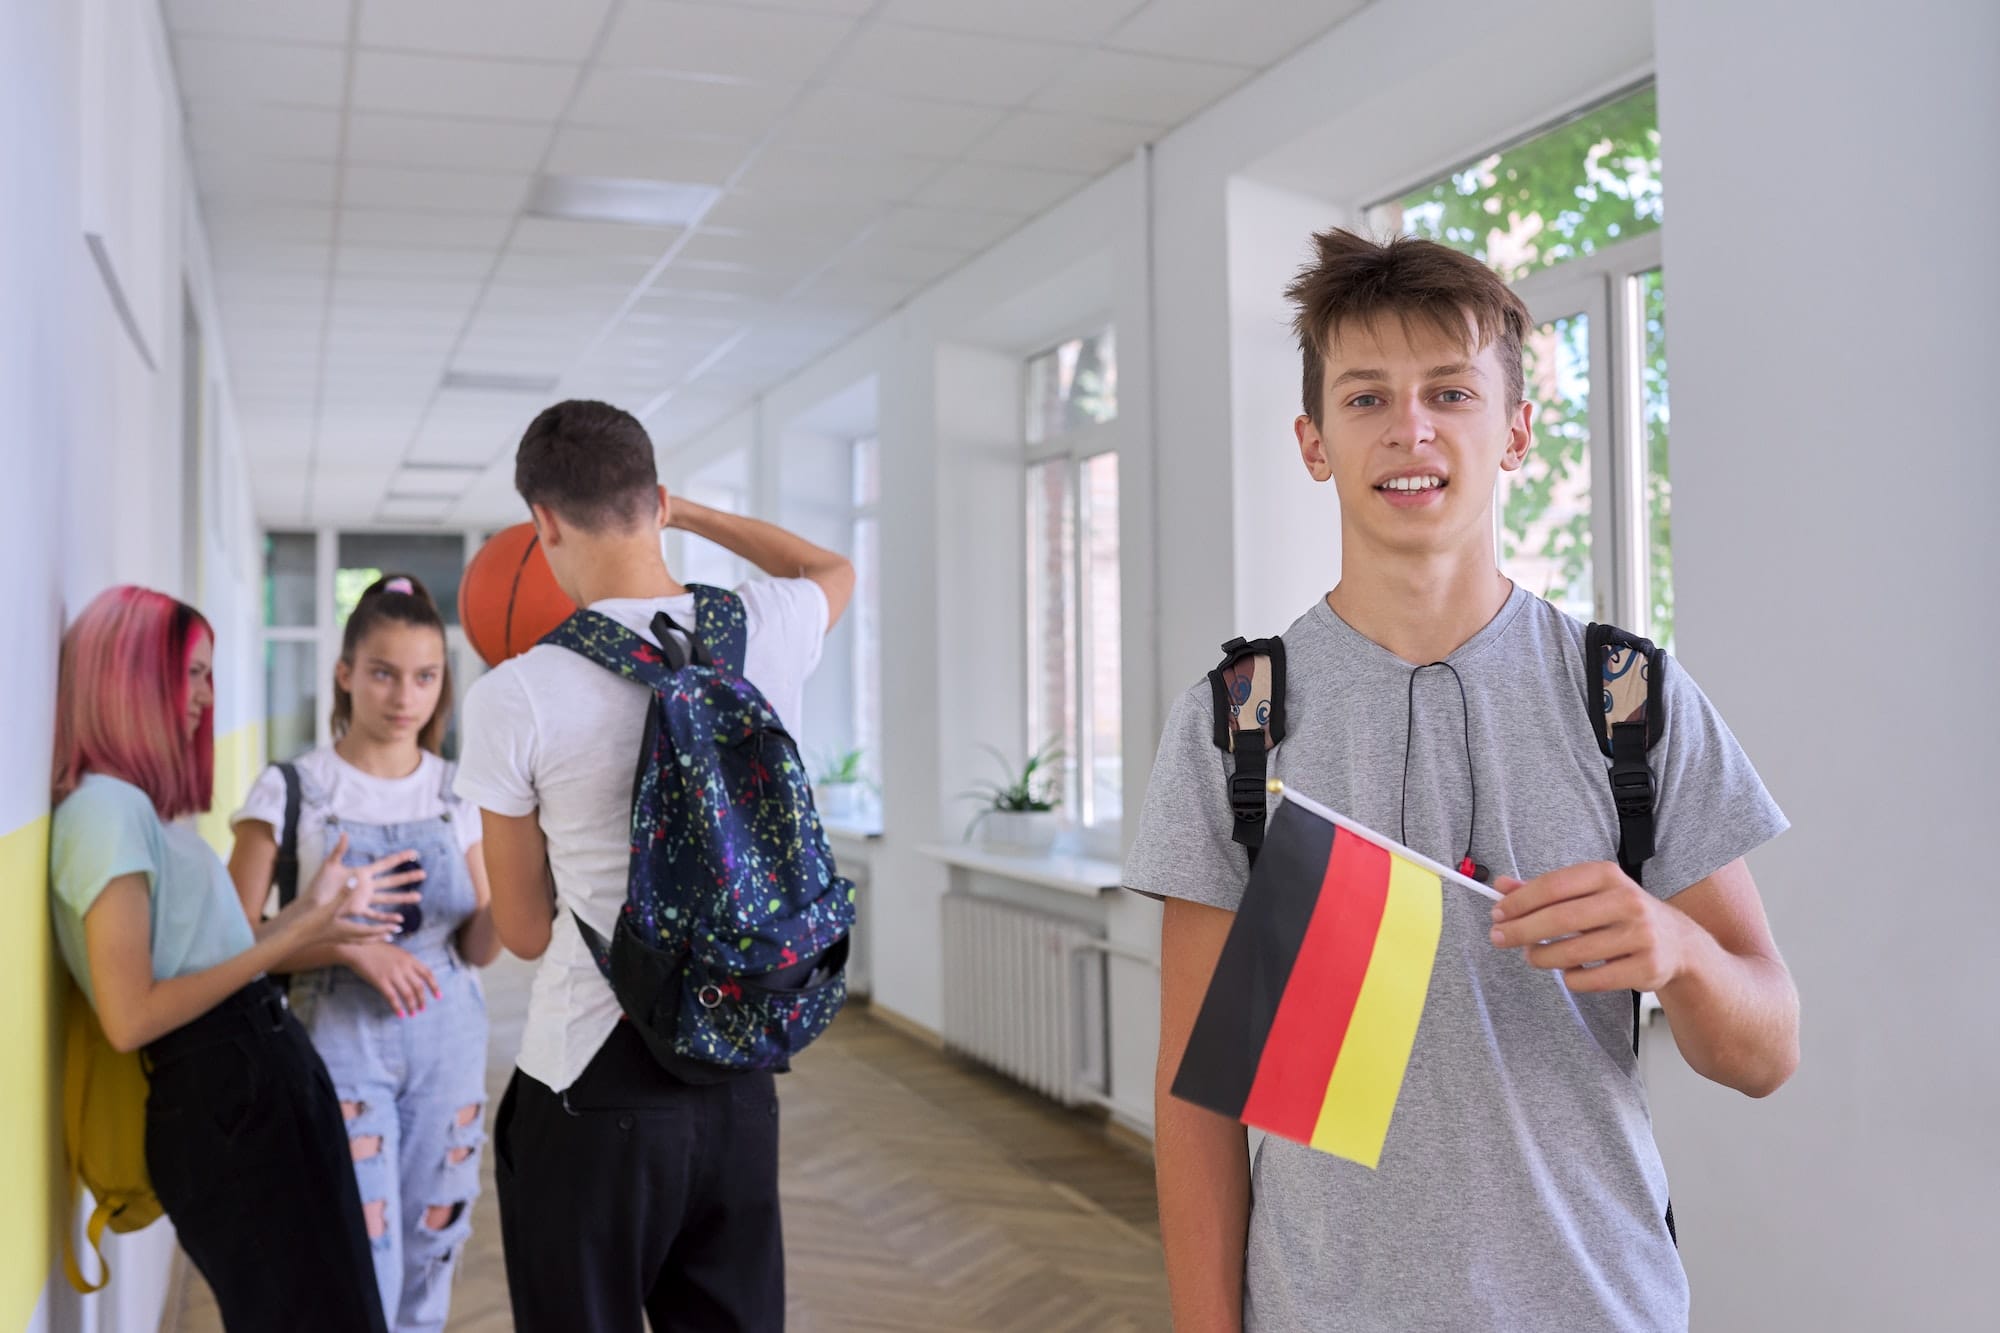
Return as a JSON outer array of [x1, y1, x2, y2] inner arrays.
[[143, 978, 388, 1333], [495, 1019, 785, 1333]]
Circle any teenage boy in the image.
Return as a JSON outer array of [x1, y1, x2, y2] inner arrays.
[[455, 400, 853, 1333], [1129, 231, 1799, 1332]]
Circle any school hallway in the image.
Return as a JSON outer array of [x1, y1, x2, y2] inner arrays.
[[167, 955, 1170, 1333]]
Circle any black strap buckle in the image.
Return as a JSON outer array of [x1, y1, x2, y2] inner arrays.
[[1611, 765, 1654, 818], [1229, 771, 1268, 822]]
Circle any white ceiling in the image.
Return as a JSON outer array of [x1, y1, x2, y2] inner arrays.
[[165, 0, 1370, 527]]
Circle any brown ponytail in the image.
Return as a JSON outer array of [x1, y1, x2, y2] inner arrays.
[[331, 573, 453, 754]]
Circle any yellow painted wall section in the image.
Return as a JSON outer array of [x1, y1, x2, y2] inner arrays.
[[196, 722, 265, 855], [1, 815, 59, 1332]]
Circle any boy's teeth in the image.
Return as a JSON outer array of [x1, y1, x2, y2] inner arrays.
[[1383, 476, 1443, 491]]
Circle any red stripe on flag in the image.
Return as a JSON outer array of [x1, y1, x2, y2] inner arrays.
[[1238, 827, 1392, 1141]]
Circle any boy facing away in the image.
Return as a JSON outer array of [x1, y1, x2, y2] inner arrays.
[[456, 400, 853, 1333]]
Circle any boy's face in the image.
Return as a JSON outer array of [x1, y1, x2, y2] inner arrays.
[[1294, 312, 1532, 561]]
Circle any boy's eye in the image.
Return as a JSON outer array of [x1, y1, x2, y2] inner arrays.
[[1436, 389, 1472, 403], [1348, 393, 1383, 409]]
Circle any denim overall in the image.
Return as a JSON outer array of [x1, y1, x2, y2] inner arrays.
[[289, 762, 487, 1333]]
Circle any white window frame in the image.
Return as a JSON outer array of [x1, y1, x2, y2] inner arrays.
[[1509, 230, 1665, 636], [849, 434, 882, 817], [1023, 326, 1121, 835]]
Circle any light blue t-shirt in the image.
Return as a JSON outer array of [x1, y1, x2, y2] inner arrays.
[[50, 773, 255, 1006]]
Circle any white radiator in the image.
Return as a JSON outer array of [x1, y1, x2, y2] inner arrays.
[[940, 892, 1107, 1107]]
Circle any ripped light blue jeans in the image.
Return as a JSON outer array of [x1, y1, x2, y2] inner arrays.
[[291, 803, 487, 1333]]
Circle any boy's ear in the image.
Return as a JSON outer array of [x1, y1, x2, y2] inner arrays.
[[529, 502, 562, 547], [1296, 414, 1334, 483], [1499, 398, 1535, 473]]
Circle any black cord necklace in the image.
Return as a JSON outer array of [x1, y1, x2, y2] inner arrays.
[[1400, 660, 1490, 883]]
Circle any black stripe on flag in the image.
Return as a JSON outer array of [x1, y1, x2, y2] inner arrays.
[[1170, 798, 1336, 1118]]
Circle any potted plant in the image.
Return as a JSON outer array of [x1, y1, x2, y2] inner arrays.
[[812, 748, 874, 827], [959, 739, 1064, 854]]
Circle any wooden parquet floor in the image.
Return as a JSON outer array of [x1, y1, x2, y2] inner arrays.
[[173, 955, 1169, 1332]]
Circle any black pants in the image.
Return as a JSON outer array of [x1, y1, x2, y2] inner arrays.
[[495, 1019, 785, 1332], [143, 978, 387, 1333]]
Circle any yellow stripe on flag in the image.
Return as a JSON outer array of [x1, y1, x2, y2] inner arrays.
[[1309, 854, 1443, 1167]]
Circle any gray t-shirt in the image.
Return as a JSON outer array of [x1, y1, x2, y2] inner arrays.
[[1127, 587, 1786, 1333]]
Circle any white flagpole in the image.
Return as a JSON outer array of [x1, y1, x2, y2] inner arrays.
[[1268, 780, 1505, 903]]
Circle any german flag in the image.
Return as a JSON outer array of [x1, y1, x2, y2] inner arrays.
[[1171, 788, 1464, 1168]]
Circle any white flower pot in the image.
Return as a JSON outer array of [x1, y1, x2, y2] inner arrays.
[[814, 782, 866, 826], [977, 810, 1061, 856]]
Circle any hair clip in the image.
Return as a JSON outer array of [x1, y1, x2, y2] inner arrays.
[[384, 577, 415, 595]]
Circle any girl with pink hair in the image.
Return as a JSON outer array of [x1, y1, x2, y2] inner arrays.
[[48, 586, 419, 1333]]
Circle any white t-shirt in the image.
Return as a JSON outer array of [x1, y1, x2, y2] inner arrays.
[[453, 579, 829, 1092], [233, 746, 484, 905]]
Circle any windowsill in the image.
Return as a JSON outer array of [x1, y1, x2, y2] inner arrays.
[[821, 820, 883, 842], [917, 842, 1124, 898]]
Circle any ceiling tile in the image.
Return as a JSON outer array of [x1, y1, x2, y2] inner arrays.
[[334, 247, 498, 280], [185, 104, 343, 161], [966, 110, 1155, 174], [656, 262, 802, 300], [832, 236, 972, 284], [675, 227, 854, 271], [358, 0, 616, 62], [820, 25, 1081, 108], [375, 495, 457, 523], [568, 69, 795, 136], [870, 205, 1022, 252], [172, 36, 347, 108], [166, 0, 354, 45], [912, 163, 1089, 216], [773, 87, 1003, 159], [330, 275, 484, 311], [1031, 48, 1249, 123], [879, 0, 1149, 44], [544, 127, 751, 184], [342, 164, 532, 213], [1109, 0, 1371, 68], [700, 190, 881, 236], [345, 113, 554, 172], [193, 155, 340, 206], [352, 50, 577, 121], [510, 216, 682, 257], [490, 251, 659, 286], [339, 208, 515, 248], [207, 203, 339, 244], [600, 3, 857, 82], [718, 0, 872, 14], [731, 146, 938, 205], [218, 242, 334, 275]]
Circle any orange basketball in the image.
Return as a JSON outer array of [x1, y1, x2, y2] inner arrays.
[[459, 523, 576, 668]]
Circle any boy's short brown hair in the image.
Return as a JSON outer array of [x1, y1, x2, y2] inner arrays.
[[514, 399, 660, 532], [1285, 229, 1531, 423]]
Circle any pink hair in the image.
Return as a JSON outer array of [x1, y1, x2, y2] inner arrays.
[[52, 586, 215, 820]]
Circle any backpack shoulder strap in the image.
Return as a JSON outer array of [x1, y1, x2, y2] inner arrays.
[[541, 610, 677, 690], [273, 761, 302, 910], [686, 584, 748, 676], [1208, 635, 1287, 865], [1584, 623, 1670, 1090], [1582, 623, 1666, 884]]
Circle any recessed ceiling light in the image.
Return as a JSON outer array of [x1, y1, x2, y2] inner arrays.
[[440, 369, 560, 394], [526, 174, 721, 229]]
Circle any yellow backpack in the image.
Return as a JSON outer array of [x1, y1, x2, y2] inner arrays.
[[61, 981, 162, 1292]]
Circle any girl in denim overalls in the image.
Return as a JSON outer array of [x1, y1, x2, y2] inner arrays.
[[228, 574, 498, 1333]]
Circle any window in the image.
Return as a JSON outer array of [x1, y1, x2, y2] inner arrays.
[[1368, 84, 1674, 644], [1024, 328, 1121, 829], [851, 436, 881, 807]]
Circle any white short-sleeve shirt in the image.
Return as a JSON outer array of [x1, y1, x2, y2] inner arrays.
[[232, 746, 484, 907], [452, 578, 828, 1092]]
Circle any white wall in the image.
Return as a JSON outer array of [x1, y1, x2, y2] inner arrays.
[[1225, 177, 1349, 636], [1644, 2, 2000, 1329], [2, 0, 263, 1328]]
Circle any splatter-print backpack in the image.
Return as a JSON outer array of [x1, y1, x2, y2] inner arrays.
[[543, 585, 854, 1079]]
